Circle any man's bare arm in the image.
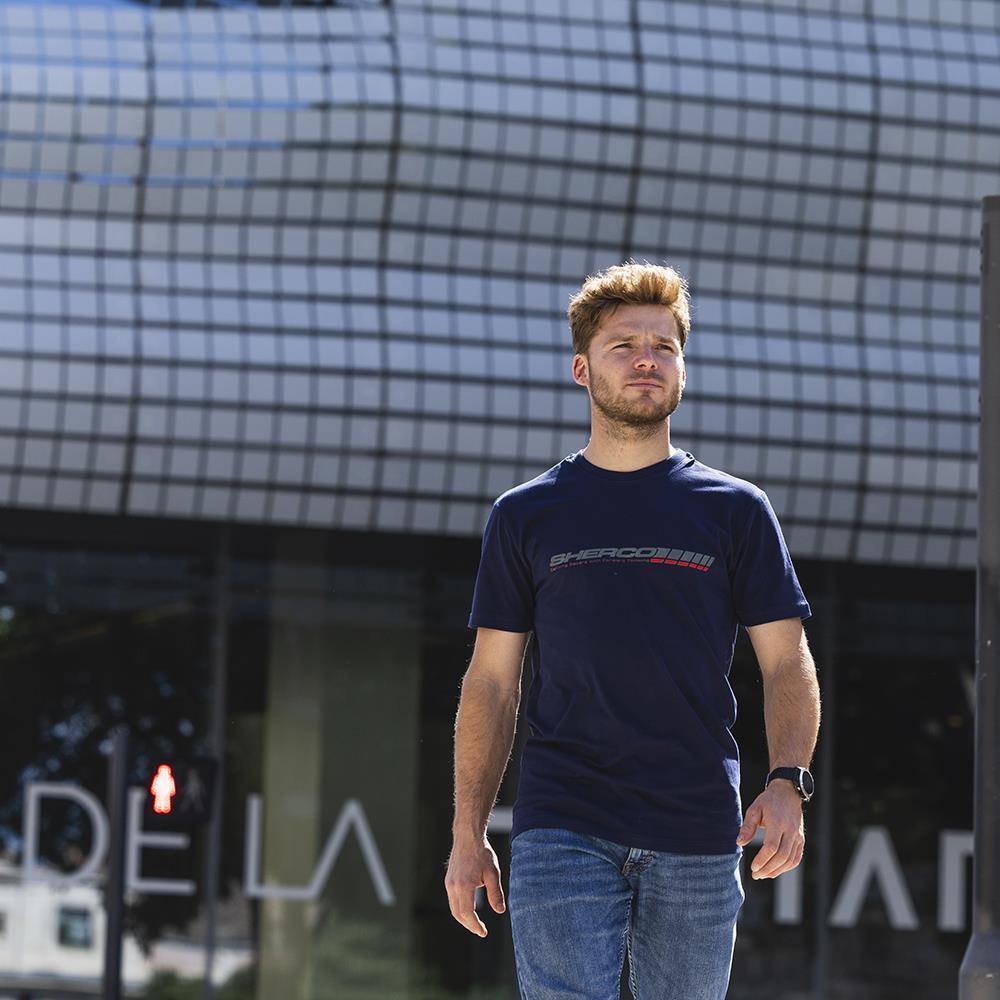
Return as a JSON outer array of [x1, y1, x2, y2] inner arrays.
[[452, 677, 520, 841], [736, 618, 821, 879], [754, 619, 820, 772], [446, 628, 530, 937]]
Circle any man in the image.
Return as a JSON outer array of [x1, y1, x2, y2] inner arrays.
[[445, 261, 821, 999]]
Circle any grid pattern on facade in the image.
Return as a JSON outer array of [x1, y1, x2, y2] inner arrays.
[[0, 0, 993, 567]]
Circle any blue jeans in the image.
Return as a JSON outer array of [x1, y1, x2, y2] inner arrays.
[[508, 827, 745, 1000]]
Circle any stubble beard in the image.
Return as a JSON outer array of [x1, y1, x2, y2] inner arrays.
[[588, 366, 683, 436]]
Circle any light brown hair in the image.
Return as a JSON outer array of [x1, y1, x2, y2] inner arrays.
[[566, 260, 692, 357]]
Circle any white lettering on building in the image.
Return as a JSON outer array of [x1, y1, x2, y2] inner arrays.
[[828, 826, 919, 929], [243, 793, 395, 903], [22, 782, 394, 906], [22, 784, 970, 931]]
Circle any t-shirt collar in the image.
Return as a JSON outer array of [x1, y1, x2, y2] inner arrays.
[[568, 447, 690, 482]]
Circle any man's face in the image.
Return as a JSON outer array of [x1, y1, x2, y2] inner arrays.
[[572, 303, 686, 428]]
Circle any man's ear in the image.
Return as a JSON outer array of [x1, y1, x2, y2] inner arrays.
[[572, 354, 589, 387]]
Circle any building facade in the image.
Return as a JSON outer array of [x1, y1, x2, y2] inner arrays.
[[0, 0, 993, 996]]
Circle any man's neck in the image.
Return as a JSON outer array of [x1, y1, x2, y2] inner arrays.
[[581, 427, 676, 473]]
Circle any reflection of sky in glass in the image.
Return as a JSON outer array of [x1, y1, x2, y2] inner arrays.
[[0, 0, 129, 4], [0, 1, 378, 6], [0, 0, 985, 565]]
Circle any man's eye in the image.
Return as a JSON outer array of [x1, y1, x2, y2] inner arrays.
[[611, 343, 675, 350]]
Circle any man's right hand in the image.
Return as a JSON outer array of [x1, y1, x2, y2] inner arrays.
[[445, 835, 507, 937]]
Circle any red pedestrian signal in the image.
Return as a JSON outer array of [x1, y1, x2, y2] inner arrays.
[[150, 764, 177, 815], [144, 756, 217, 827]]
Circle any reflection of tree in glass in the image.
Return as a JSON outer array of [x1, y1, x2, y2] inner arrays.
[[145, 965, 255, 1000], [145, 958, 511, 1000], [0, 579, 228, 953], [304, 906, 510, 1000]]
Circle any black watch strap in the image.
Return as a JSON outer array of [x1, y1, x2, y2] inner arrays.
[[765, 766, 814, 802]]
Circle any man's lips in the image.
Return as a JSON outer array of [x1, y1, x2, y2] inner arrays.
[[626, 381, 662, 388]]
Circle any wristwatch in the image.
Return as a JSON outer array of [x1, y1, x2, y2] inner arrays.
[[765, 766, 815, 803]]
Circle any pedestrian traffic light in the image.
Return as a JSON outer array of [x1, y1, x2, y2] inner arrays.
[[150, 764, 176, 814], [144, 755, 217, 828]]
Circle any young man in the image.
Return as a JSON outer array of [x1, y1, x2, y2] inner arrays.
[[446, 261, 820, 999]]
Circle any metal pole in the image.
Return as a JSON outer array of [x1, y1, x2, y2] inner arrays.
[[959, 195, 1000, 998], [102, 725, 129, 1000], [201, 525, 231, 1000], [811, 562, 837, 1000]]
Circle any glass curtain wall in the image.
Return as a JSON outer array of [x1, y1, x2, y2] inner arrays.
[[0, 511, 975, 999]]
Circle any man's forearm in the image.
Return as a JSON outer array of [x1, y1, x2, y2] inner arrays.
[[762, 648, 821, 770], [452, 676, 519, 842]]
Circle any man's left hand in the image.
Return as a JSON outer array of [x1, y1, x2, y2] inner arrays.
[[736, 780, 805, 879]]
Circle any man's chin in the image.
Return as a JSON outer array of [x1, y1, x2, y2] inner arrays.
[[617, 399, 677, 423], [598, 406, 675, 427], [589, 386, 679, 427]]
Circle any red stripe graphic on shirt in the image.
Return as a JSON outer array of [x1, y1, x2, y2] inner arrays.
[[549, 547, 715, 572]]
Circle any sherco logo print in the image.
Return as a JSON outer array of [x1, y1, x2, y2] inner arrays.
[[549, 547, 715, 572]]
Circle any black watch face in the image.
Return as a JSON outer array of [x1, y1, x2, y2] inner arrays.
[[801, 769, 815, 796]]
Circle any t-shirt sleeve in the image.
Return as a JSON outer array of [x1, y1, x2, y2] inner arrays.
[[730, 490, 812, 628], [467, 501, 535, 632]]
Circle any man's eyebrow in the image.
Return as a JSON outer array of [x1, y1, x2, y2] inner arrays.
[[604, 331, 680, 342]]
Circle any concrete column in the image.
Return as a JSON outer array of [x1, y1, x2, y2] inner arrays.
[[255, 535, 421, 1000]]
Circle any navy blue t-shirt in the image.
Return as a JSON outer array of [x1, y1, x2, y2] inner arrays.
[[467, 447, 811, 855]]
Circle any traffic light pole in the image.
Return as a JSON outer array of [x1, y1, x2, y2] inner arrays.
[[201, 526, 231, 1000], [959, 195, 1000, 998], [102, 725, 129, 1000]]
